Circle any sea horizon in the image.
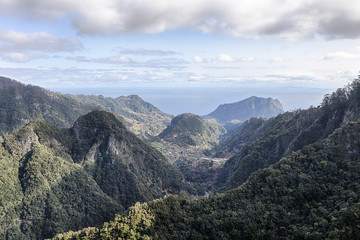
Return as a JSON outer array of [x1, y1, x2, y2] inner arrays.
[[50, 86, 332, 116]]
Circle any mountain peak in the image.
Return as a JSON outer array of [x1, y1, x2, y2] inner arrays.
[[72, 110, 125, 140], [158, 113, 225, 147], [160, 113, 204, 137], [203, 96, 284, 124]]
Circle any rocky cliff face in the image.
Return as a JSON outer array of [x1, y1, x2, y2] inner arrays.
[[203, 96, 284, 124]]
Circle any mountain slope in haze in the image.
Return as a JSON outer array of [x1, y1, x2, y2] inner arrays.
[[53, 118, 360, 240], [158, 113, 226, 148], [216, 77, 360, 191], [151, 113, 227, 194], [203, 96, 284, 124], [0, 76, 100, 136], [0, 111, 185, 240], [213, 117, 270, 158], [76, 94, 172, 138], [0, 76, 171, 138]]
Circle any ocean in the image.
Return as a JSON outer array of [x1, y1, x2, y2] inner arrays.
[[51, 86, 332, 116]]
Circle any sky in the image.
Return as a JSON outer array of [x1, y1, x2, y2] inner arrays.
[[0, 0, 360, 114]]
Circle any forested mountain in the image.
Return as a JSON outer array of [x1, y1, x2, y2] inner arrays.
[[158, 113, 225, 148], [50, 76, 360, 240], [203, 96, 284, 124], [150, 113, 226, 194], [213, 117, 270, 158], [0, 76, 171, 138], [52, 115, 360, 240], [76, 94, 172, 138], [216, 78, 360, 191], [4, 74, 360, 239], [0, 76, 100, 136], [0, 111, 185, 239]]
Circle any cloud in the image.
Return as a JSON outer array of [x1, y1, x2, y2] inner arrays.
[[271, 57, 284, 62], [67, 55, 187, 69], [218, 54, 235, 62], [119, 48, 176, 56], [97, 56, 132, 64], [240, 57, 256, 62], [324, 52, 360, 60], [0, 30, 82, 53], [2, 0, 360, 39], [1, 52, 48, 62], [217, 55, 255, 63], [193, 55, 205, 63]]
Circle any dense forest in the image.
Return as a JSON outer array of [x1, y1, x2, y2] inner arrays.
[[52, 113, 360, 240], [215, 77, 360, 192], [0, 77, 171, 138], [51, 76, 360, 239], [0, 111, 186, 239], [2, 75, 360, 239]]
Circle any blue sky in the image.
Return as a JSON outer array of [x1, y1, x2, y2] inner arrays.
[[0, 0, 359, 98]]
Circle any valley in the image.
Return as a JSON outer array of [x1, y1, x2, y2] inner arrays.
[[1, 75, 360, 239], [1, 1, 359, 239]]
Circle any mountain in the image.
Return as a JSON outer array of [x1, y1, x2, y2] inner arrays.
[[76, 94, 172, 138], [203, 96, 284, 124], [0, 76, 171, 138], [52, 118, 360, 240], [0, 110, 185, 240], [213, 117, 270, 158], [151, 113, 226, 194], [158, 113, 225, 148], [216, 78, 360, 191], [0, 76, 100, 136]]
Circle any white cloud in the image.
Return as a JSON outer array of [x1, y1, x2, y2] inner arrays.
[[240, 57, 256, 62], [218, 54, 235, 62], [193, 55, 204, 63], [2, 0, 360, 39], [1, 52, 47, 62], [271, 57, 284, 62], [97, 56, 131, 64], [190, 75, 204, 80], [0, 30, 82, 56], [119, 48, 176, 56], [67, 55, 187, 68], [324, 52, 360, 60]]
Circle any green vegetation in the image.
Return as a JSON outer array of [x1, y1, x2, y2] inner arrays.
[[214, 117, 270, 158], [151, 113, 226, 194], [0, 111, 185, 239], [77, 94, 172, 138], [4, 75, 360, 239], [158, 113, 225, 148], [0, 77, 171, 138], [216, 77, 360, 191], [52, 118, 360, 239], [51, 202, 154, 240]]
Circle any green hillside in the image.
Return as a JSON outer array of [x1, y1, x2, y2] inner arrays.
[[216, 78, 360, 191], [0, 76, 171, 138], [76, 94, 172, 138], [151, 113, 226, 194], [213, 117, 270, 158], [0, 111, 185, 239], [158, 113, 226, 148], [52, 116, 360, 240]]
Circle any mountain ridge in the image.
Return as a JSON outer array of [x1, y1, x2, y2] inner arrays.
[[51, 111, 360, 240], [0, 76, 171, 138], [216, 77, 360, 191], [0, 110, 186, 239], [203, 96, 284, 124]]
